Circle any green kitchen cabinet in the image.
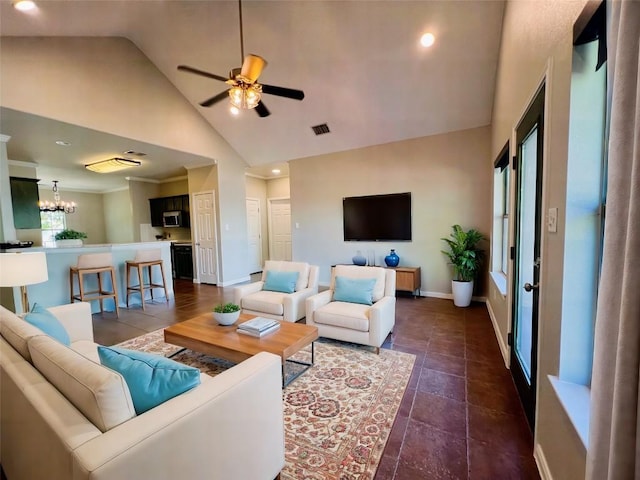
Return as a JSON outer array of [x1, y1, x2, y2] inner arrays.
[[10, 177, 41, 229]]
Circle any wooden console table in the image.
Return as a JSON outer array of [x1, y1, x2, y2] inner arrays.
[[387, 266, 421, 297]]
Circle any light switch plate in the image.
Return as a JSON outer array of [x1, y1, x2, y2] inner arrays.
[[548, 207, 558, 233]]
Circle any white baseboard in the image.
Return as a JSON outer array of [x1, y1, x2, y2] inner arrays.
[[534, 443, 552, 480], [419, 290, 486, 302], [218, 275, 251, 287], [486, 300, 510, 367]]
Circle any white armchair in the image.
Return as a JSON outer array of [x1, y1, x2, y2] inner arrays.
[[305, 265, 396, 353], [234, 260, 320, 322]]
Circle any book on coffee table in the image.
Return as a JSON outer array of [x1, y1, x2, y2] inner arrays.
[[238, 317, 278, 334], [237, 323, 281, 337]]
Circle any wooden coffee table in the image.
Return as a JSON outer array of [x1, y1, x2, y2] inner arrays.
[[164, 313, 319, 387]]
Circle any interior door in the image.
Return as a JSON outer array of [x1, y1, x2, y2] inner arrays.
[[246, 198, 263, 273], [511, 86, 545, 431], [268, 198, 292, 261], [193, 191, 218, 285]]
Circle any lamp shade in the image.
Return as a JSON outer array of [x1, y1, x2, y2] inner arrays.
[[0, 252, 49, 287]]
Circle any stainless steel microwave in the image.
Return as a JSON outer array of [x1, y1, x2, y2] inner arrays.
[[162, 211, 183, 228]]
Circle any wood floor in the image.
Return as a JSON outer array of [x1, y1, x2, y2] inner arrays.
[[92, 278, 540, 480]]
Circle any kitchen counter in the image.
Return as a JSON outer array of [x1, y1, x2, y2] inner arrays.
[[4, 241, 173, 314]]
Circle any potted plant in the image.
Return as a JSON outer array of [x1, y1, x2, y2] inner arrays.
[[212, 302, 241, 326], [441, 224, 485, 307], [54, 229, 88, 248]]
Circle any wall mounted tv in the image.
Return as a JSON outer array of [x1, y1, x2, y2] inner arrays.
[[343, 192, 412, 242]]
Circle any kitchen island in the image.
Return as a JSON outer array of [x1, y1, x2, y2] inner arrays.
[[4, 241, 173, 314]]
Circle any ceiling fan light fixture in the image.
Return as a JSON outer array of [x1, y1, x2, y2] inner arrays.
[[85, 157, 142, 173], [229, 84, 262, 110]]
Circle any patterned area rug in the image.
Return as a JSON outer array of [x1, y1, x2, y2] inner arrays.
[[117, 330, 415, 479]]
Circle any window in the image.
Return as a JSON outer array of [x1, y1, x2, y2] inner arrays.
[[491, 142, 510, 294], [551, 2, 607, 447], [40, 211, 66, 247]]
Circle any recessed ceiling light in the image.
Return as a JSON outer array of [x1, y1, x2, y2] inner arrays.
[[420, 32, 435, 48], [55, 140, 71, 146], [271, 169, 281, 174], [13, 0, 36, 11], [230, 106, 240, 116]]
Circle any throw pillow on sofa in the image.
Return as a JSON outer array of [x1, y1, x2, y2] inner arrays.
[[98, 346, 201, 415], [24, 304, 71, 346]]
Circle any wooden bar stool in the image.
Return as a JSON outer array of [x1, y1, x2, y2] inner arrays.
[[125, 249, 169, 310], [70, 253, 120, 317]]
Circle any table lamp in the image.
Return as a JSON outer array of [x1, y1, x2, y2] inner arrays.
[[0, 252, 49, 314]]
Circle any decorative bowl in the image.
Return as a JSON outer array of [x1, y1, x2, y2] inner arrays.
[[213, 310, 240, 326]]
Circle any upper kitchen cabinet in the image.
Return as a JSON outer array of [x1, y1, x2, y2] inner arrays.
[[10, 177, 41, 229], [149, 194, 190, 228], [149, 198, 165, 227]]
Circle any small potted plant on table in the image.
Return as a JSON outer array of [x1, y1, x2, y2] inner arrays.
[[212, 302, 241, 325], [441, 224, 485, 307], [54, 229, 88, 248]]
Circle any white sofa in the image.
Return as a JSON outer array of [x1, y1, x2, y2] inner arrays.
[[0, 303, 285, 480], [234, 260, 320, 322], [306, 265, 396, 353]]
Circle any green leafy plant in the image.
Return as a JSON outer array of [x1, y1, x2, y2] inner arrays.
[[213, 302, 240, 313], [54, 229, 87, 240], [441, 224, 485, 282]]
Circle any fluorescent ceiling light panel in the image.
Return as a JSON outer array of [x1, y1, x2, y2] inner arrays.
[[85, 157, 141, 173]]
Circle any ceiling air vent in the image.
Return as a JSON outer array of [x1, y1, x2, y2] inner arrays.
[[123, 150, 147, 157], [311, 123, 330, 136]]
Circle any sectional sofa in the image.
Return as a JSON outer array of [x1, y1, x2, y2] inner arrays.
[[0, 302, 285, 480]]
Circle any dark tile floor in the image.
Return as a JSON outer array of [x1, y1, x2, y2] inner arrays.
[[91, 278, 540, 480]]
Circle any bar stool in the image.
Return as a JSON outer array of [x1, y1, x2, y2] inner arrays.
[[125, 249, 169, 310], [70, 253, 120, 317]]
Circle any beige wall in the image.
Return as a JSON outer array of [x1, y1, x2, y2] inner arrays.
[[487, 0, 589, 478], [103, 189, 134, 244], [267, 177, 290, 199], [158, 178, 188, 197], [290, 126, 492, 289], [128, 180, 160, 242]]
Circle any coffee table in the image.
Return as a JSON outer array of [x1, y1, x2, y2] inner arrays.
[[164, 313, 319, 387]]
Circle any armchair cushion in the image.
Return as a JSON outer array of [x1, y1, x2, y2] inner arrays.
[[24, 304, 71, 346], [241, 290, 286, 316], [333, 276, 377, 305], [98, 346, 201, 415], [313, 302, 371, 332], [263, 270, 299, 294]]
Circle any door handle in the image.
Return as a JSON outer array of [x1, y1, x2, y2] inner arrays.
[[523, 283, 539, 292]]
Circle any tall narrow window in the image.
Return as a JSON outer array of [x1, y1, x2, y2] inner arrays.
[[559, 1, 607, 386], [491, 142, 510, 293]]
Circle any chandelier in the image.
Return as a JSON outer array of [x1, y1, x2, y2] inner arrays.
[[39, 180, 76, 214]]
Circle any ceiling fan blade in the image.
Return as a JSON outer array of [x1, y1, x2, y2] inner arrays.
[[254, 102, 270, 117], [200, 91, 230, 107], [239, 54, 267, 83], [178, 65, 228, 83], [261, 84, 305, 101]]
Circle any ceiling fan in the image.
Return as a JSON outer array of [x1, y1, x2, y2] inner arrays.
[[177, 0, 304, 117]]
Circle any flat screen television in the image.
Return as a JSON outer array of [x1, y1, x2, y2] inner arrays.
[[343, 192, 412, 241]]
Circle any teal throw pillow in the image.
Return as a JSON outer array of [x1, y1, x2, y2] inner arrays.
[[263, 270, 299, 294], [97, 346, 201, 415], [24, 304, 71, 346], [333, 276, 377, 306]]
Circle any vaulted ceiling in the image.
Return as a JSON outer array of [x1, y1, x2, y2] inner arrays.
[[0, 0, 504, 191]]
